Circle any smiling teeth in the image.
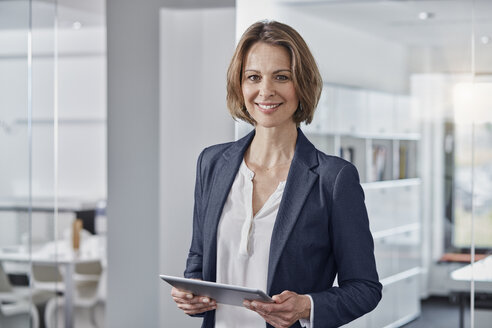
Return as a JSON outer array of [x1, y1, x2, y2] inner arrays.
[[258, 104, 280, 109]]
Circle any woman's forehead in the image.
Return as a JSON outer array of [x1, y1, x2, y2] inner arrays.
[[243, 42, 291, 70]]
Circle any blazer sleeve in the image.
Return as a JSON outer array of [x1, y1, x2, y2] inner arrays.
[[311, 163, 382, 327], [184, 149, 205, 280]]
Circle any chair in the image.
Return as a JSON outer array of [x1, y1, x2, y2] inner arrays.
[[44, 260, 105, 328], [31, 263, 64, 292], [0, 263, 39, 328]]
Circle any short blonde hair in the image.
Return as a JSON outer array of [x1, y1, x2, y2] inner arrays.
[[227, 20, 322, 126]]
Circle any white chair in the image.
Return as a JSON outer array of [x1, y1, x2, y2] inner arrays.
[[31, 263, 65, 293], [44, 260, 105, 328], [30, 228, 94, 293], [0, 263, 39, 328]]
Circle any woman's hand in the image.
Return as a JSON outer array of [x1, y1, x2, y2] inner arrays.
[[243, 290, 311, 328], [171, 287, 217, 315]]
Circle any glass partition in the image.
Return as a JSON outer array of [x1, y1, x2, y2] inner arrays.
[[236, 0, 491, 327], [0, 0, 35, 327], [0, 0, 106, 327]]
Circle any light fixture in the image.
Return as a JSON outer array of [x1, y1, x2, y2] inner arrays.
[[480, 36, 490, 45], [72, 21, 82, 30], [418, 12, 435, 20]]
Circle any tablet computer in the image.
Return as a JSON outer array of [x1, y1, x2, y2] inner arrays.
[[160, 275, 273, 307]]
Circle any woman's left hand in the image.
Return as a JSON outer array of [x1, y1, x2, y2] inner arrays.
[[243, 290, 311, 328]]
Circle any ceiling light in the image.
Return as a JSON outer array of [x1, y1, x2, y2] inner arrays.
[[480, 36, 490, 45], [418, 12, 435, 20], [72, 21, 82, 30]]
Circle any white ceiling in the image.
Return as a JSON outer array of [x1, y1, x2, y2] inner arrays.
[[280, 0, 492, 48], [3, 0, 491, 49]]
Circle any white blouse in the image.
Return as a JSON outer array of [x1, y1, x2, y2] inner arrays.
[[215, 160, 313, 328]]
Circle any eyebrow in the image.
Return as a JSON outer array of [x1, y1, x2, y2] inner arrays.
[[244, 69, 292, 74]]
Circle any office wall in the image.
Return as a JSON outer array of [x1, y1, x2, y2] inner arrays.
[[159, 7, 235, 327], [107, 0, 161, 327]]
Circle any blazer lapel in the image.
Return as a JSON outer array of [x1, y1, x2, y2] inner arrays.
[[267, 129, 319, 293], [202, 130, 255, 282]]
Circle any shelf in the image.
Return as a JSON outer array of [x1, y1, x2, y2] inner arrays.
[[14, 118, 106, 125], [304, 130, 420, 141], [362, 178, 421, 189], [346, 132, 420, 141], [379, 267, 421, 287], [372, 223, 421, 240]]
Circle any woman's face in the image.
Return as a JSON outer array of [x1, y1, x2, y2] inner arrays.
[[242, 42, 299, 130]]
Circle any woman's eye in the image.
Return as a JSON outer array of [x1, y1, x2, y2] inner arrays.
[[275, 75, 289, 81], [247, 75, 260, 82]]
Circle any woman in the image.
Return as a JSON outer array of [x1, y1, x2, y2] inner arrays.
[[171, 20, 382, 328]]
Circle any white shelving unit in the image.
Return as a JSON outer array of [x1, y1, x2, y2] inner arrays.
[[304, 84, 422, 328]]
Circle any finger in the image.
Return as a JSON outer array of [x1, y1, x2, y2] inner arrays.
[[183, 303, 217, 315], [243, 300, 259, 312], [173, 296, 216, 306], [272, 290, 295, 304], [177, 300, 217, 312], [199, 297, 214, 304], [250, 301, 277, 315], [173, 296, 199, 304], [171, 287, 194, 300], [256, 312, 288, 328], [255, 300, 297, 318]]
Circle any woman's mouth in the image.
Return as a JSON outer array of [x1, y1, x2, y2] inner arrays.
[[256, 103, 281, 114]]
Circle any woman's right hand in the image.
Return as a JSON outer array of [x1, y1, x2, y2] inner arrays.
[[171, 287, 217, 315]]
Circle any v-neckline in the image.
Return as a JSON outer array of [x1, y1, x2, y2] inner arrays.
[[240, 160, 286, 218], [253, 180, 286, 218]]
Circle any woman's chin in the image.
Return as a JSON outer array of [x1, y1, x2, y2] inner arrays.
[[253, 119, 296, 130]]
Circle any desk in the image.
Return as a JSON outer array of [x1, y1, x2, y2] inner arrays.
[[0, 236, 104, 328], [0, 197, 99, 234], [450, 256, 492, 328]]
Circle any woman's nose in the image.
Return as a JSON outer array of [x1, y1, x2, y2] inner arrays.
[[259, 79, 275, 98]]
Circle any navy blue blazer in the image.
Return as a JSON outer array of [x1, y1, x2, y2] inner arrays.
[[184, 129, 382, 328]]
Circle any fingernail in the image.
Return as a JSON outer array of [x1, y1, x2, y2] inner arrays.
[[202, 298, 209, 303], [243, 301, 250, 307], [186, 294, 193, 299], [251, 302, 257, 308]]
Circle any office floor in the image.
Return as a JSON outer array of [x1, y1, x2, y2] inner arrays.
[[403, 296, 467, 328]]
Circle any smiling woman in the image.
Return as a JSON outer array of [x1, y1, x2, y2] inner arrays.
[[171, 20, 382, 328]]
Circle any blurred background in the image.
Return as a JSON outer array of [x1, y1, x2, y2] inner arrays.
[[0, 0, 491, 327]]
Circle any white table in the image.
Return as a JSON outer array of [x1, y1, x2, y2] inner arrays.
[[450, 256, 492, 328], [0, 236, 104, 328]]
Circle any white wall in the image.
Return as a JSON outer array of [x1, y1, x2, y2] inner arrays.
[[159, 7, 235, 327], [107, 1, 234, 327], [106, 0, 161, 326]]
